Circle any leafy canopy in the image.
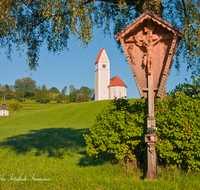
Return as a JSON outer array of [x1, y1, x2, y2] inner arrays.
[[84, 98, 147, 163], [0, 0, 199, 74], [14, 77, 36, 93], [49, 87, 60, 93], [8, 100, 23, 114]]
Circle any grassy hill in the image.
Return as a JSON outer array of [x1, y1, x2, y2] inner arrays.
[[0, 100, 110, 139], [0, 100, 199, 189]]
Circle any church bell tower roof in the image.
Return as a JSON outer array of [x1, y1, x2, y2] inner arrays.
[[95, 48, 105, 64]]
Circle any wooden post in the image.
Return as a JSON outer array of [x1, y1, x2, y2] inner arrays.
[[114, 10, 183, 181], [145, 72, 157, 179]]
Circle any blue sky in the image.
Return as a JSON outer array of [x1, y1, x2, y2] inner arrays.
[[0, 27, 191, 99]]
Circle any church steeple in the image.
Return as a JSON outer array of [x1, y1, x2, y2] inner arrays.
[[1, 99, 8, 110], [0, 99, 9, 116], [95, 48, 110, 100]]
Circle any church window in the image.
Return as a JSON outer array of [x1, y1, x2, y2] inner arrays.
[[102, 64, 106, 68], [119, 91, 122, 98], [113, 91, 115, 99]]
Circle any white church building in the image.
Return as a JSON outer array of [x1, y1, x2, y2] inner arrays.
[[95, 48, 127, 101]]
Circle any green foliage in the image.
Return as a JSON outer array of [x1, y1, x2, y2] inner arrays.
[[0, 99, 200, 189], [148, 125, 157, 134], [155, 92, 200, 172], [8, 100, 23, 114], [79, 86, 94, 101], [36, 85, 50, 104], [84, 84, 200, 172], [163, 0, 200, 76], [76, 93, 86, 103], [69, 85, 79, 102], [62, 86, 67, 95], [49, 87, 60, 93], [14, 77, 36, 99], [57, 94, 62, 103], [0, 84, 14, 99], [170, 76, 200, 97], [14, 90, 23, 102], [84, 98, 147, 163], [0, 1, 198, 75]]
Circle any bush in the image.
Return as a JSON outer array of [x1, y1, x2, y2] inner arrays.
[[8, 101, 23, 114], [155, 92, 200, 172], [84, 99, 147, 163], [76, 93, 86, 103], [84, 93, 200, 172]]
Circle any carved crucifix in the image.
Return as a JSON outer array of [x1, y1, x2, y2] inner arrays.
[[115, 11, 182, 179], [126, 19, 165, 75], [126, 19, 173, 127], [134, 25, 164, 75]]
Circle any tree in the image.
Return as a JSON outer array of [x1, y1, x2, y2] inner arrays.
[[57, 94, 62, 103], [14, 77, 36, 100], [62, 86, 67, 95], [61, 86, 67, 103], [36, 85, 50, 103], [76, 93, 86, 103], [0, 84, 14, 99], [0, 1, 199, 75], [14, 90, 23, 102], [79, 86, 94, 101], [170, 76, 200, 97], [8, 101, 23, 114], [4, 84, 11, 92], [69, 85, 79, 102], [49, 87, 60, 93]]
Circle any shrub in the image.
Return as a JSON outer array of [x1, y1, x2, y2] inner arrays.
[[8, 101, 23, 114], [76, 93, 86, 103], [155, 92, 200, 172], [84, 99, 147, 163]]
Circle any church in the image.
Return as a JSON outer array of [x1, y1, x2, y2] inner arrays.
[[0, 100, 9, 116], [95, 48, 127, 101]]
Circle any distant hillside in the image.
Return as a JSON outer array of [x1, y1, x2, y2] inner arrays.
[[0, 99, 140, 141]]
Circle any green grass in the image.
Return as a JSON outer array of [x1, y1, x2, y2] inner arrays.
[[0, 99, 199, 189]]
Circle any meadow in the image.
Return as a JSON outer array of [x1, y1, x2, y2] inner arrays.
[[0, 100, 199, 190]]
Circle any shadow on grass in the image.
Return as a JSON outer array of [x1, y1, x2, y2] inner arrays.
[[0, 128, 90, 159], [78, 151, 113, 167]]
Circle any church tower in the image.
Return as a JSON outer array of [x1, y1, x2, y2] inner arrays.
[[95, 48, 110, 100]]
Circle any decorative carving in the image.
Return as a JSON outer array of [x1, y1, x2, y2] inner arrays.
[[157, 34, 179, 97], [115, 11, 182, 180], [127, 19, 165, 75], [119, 36, 145, 97], [127, 45, 135, 65], [147, 142, 157, 175]]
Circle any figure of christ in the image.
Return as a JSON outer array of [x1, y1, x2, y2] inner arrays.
[[134, 32, 164, 75]]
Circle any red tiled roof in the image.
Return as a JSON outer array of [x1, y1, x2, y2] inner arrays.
[[95, 48, 105, 64], [108, 76, 127, 88]]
